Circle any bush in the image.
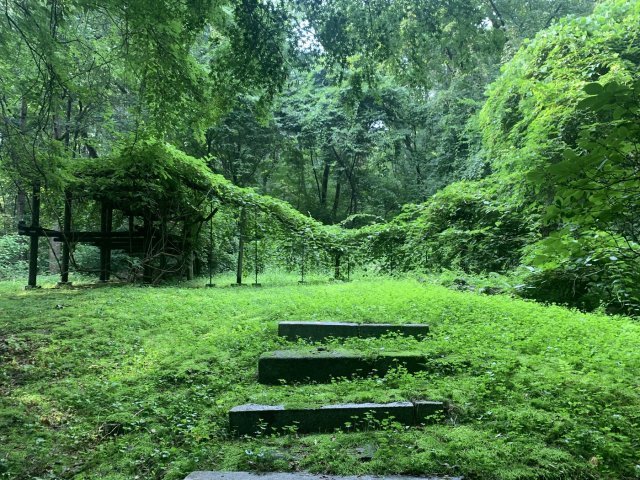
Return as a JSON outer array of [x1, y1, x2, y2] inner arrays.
[[358, 181, 532, 274], [522, 230, 640, 315], [0, 234, 28, 279]]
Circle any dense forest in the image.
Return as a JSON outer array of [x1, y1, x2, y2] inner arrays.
[[2, 2, 640, 480], [0, 0, 638, 315]]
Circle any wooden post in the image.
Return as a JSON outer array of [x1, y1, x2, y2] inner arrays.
[[236, 207, 246, 285], [143, 216, 153, 284], [253, 206, 260, 286], [99, 201, 112, 282], [183, 221, 196, 281], [27, 182, 41, 288], [106, 206, 113, 280], [60, 190, 72, 284], [128, 215, 134, 254], [300, 241, 306, 284], [206, 217, 215, 287], [159, 215, 167, 279], [254, 237, 259, 285]]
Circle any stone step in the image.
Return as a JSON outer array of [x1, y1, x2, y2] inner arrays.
[[185, 472, 461, 480], [229, 400, 444, 436], [278, 321, 429, 342], [258, 350, 427, 384]]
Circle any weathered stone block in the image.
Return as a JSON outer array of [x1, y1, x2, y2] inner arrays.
[[228, 400, 445, 436], [257, 350, 427, 384], [278, 321, 429, 342], [358, 323, 430, 338], [278, 321, 360, 341], [414, 400, 446, 423], [185, 472, 462, 480]]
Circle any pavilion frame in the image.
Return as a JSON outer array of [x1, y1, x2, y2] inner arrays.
[[17, 182, 186, 287]]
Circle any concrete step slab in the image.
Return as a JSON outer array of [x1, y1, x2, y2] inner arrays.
[[258, 350, 427, 384], [278, 321, 429, 342], [229, 400, 444, 436], [186, 472, 461, 480]]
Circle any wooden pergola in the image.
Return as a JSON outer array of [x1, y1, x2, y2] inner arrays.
[[18, 181, 191, 287], [16, 142, 353, 288]]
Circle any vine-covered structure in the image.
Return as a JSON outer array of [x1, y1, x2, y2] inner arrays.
[[18, 141, 353, 286]]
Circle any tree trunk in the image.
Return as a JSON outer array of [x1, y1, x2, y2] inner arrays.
[[349, 187, 358, 215], [297, 152, 307, 211], [331, 176, 342, 222], [320, 157, 330, 207], [16, 97, 27, 230], [182, 220, 199, 281], [187, 252, 194, 281], [194, 256, 203, 277]]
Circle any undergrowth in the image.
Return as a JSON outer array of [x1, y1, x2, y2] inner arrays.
[[0, 275, 639, 479]]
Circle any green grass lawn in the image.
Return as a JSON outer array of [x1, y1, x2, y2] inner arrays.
[[1, 275, 639, 480]]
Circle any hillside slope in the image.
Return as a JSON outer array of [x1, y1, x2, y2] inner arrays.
[[1, 277, 639, 479]]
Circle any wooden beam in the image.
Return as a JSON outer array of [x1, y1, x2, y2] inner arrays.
[[236, 207, 246, 285], [27, 182, 41, 288]]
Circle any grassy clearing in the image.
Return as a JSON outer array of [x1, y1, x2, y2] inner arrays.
[[1, 275, 639, 480]]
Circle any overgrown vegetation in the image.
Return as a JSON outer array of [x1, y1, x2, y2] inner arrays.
[[350, 0, 640, 315], [1, 277, 639, 479], [2, 0, 638, 313], [2, 2, 640, 477]]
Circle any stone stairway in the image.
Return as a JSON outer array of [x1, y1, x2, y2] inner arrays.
[[229, 320, 444, 436], [187, 321, 461, 480]]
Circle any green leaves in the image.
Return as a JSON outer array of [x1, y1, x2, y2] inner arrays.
[[583, 82, 604, 95], [472, 0, 640, 314]]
